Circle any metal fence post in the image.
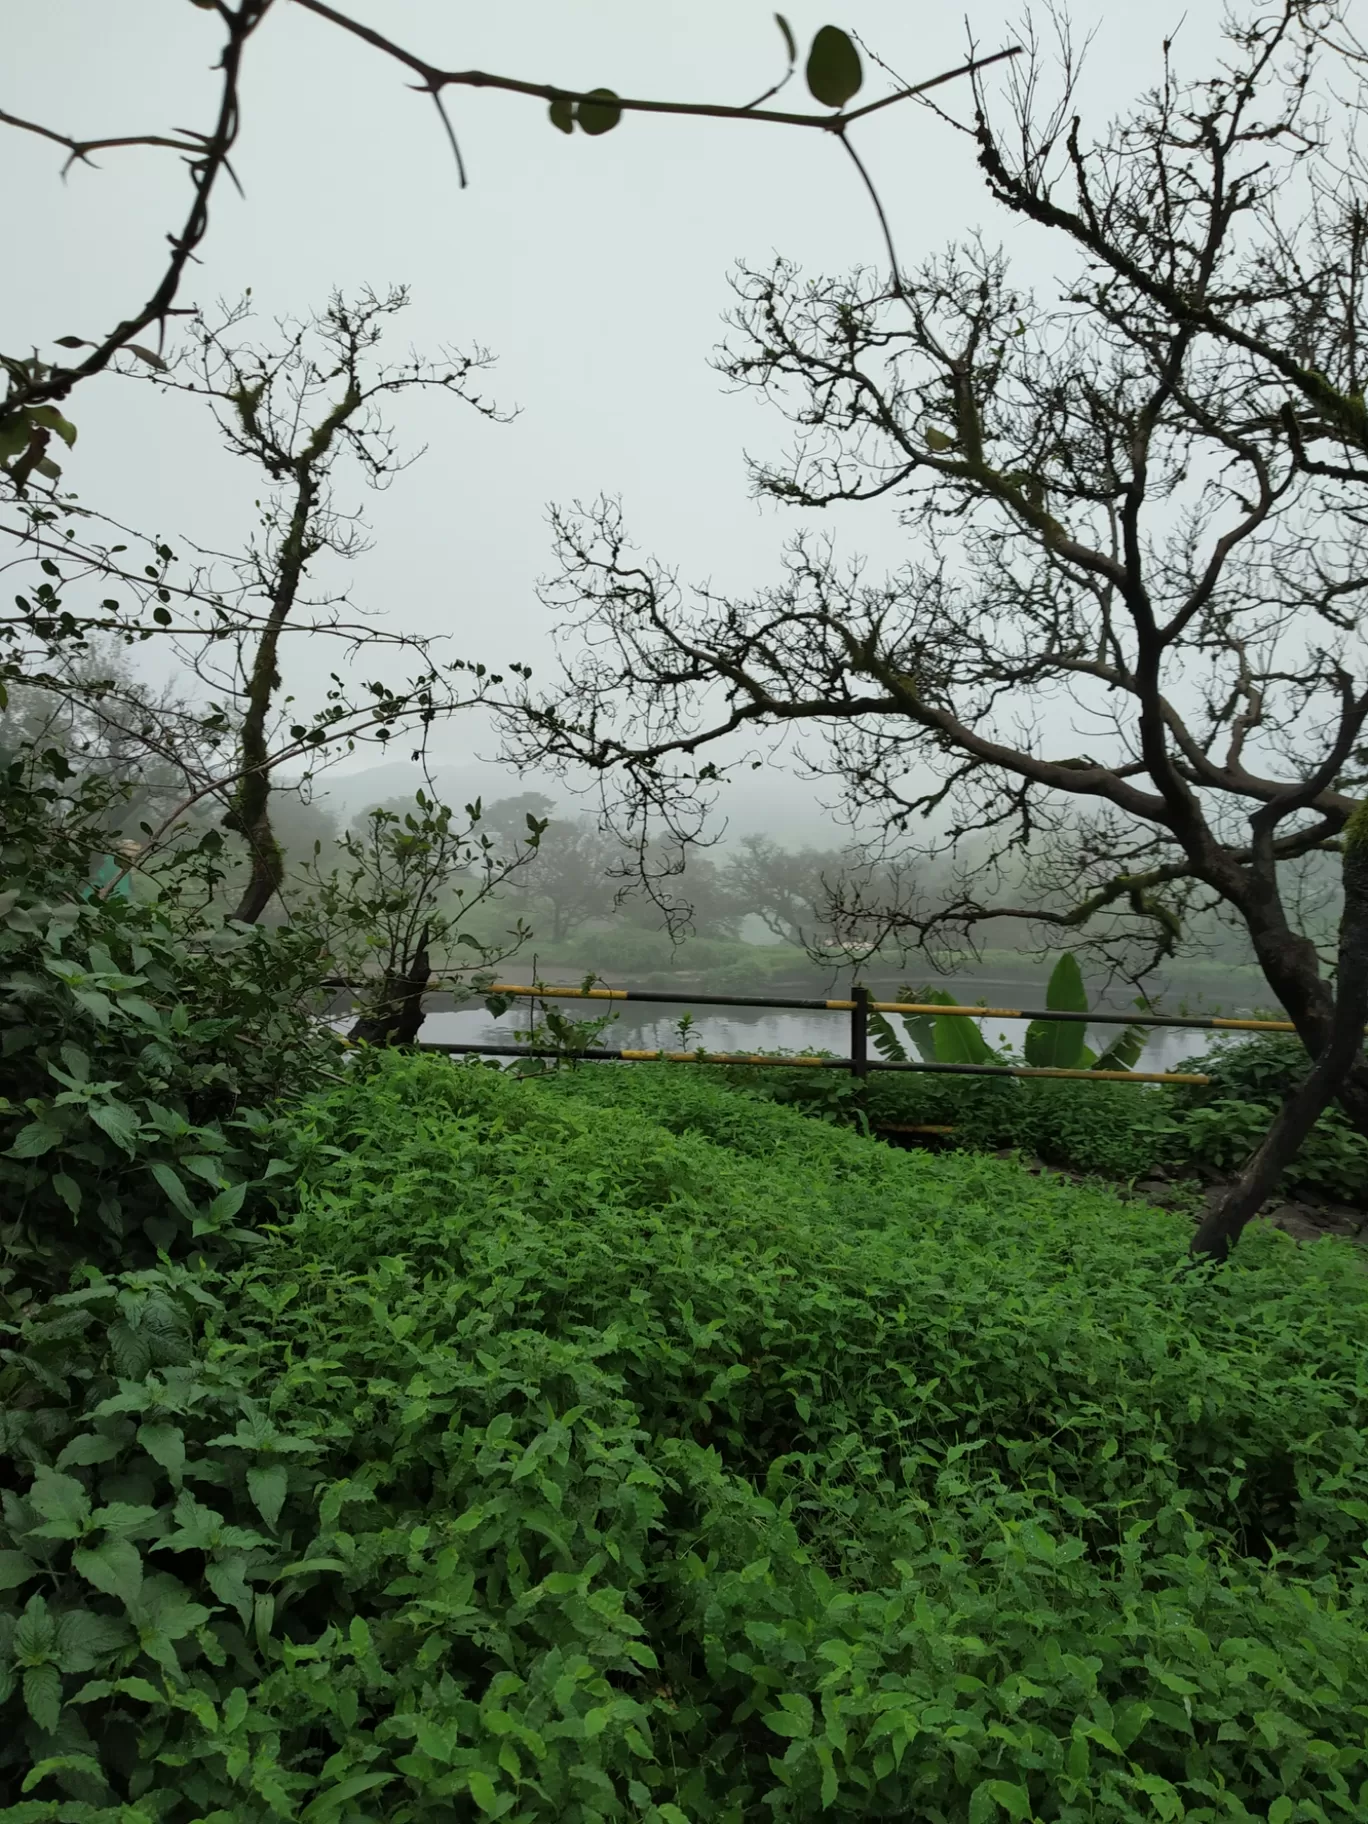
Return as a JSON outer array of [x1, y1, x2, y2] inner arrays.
[[851, 984, 870, 1080]]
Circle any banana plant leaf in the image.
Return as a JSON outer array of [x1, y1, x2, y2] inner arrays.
[[1093, 1023, 1147, 1071], [868, 1010, 909, 1062], [1024, 952, 1088, 1069], [894, 984, 947, 1063]]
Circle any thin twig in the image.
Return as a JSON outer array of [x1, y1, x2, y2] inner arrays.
[[292, 0, 1019, 137]]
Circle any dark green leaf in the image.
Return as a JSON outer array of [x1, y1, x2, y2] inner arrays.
[[54, 1609, 131, 1673], [776, 13, 797, 63], [548, 97, 574, 134], [806, 25, 862, 108], [108, 1323, 152, 1380], [576, 88, 622, 136], [0, 414, 30, 460]]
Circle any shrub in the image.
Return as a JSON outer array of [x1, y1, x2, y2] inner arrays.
[[0, 756, 338, 1290], [726, 1035, 1368, 1203]]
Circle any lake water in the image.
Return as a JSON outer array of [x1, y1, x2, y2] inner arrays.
[[418, 996, 1224, 1077]]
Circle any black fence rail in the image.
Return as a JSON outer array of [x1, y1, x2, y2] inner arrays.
[[399, 980, 1240, 1086]]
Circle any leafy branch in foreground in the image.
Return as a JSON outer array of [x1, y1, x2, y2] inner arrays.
[[2, 4, 1017, 467]]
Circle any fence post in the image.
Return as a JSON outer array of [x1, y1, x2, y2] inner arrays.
[[851, 984, 870, 1080]]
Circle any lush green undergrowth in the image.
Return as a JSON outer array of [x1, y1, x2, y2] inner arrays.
[[717, 1035, 1368, 1204], [3, 1057, 1368, 1821]]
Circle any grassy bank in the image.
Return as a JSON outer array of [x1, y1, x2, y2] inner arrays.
[[5, 1055, 1368, 1819]]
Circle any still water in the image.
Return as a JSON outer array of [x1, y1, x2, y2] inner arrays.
[[419, 996, 1221, 1076]]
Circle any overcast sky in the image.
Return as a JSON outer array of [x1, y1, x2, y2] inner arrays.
[[5, 0, 1223, 834]]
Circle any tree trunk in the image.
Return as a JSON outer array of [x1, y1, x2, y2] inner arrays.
[[232, 808, 285, 926], [348, 928, 432, 1049], [1191, 810, 1368, 1263], [1238, 872, 1368, 1142]]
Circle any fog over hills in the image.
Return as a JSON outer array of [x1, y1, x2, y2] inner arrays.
[[315, 753, 872, 854]]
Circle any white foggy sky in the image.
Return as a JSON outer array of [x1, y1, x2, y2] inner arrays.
[[5, 1, 1218, 825]]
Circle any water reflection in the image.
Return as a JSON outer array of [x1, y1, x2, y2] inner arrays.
[[419, 998, 1219, 1076]]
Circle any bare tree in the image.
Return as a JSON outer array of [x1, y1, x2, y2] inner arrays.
[[502, 2, 1368, 1260], [2, 289, 511, 919], [723, 834, 869, 956], [159, 288, 505, 921]]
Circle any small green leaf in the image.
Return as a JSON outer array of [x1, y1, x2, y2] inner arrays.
[[548, 96, 574, 133], [29, 1471, 92, 1529], [776, 13, 797, 63], [149, 1161, 195, 1218], [52, 1172, 83, 1213], [0, 1550, 38, 1592], [302, 1772, 397, 1822], [126, 344, 168, 371], [26, 405, 78, 448], [22, 1751, 109, 1795], [90, 1101, 139, 1151], [56, 1434, 121, 1469], [138, 1422, 186, 1485], [8, 1121, 63, 1159], [247, 1463, 288, 1531], [576, 88, 622, 135], [23, 1662, 62, 1734], [54, 335, 91, 349], [73, 1537, 143, 1607], [806, 25, 862, 108], [976, 1782, 1031, 1822], [467, 1768, 501, 1815], [763, 1708, 812, 1739], [206, 1181, 248, 1224], [924, 425, 956, 451]]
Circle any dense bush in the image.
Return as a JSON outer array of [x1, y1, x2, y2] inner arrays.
[[0, 758, 338, 1291], [721, 1036, 1368, 1202], [6, 1055, 1367, 1820]]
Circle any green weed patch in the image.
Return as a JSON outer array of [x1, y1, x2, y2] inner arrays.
[[3, 1056, 1367, 1820]]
